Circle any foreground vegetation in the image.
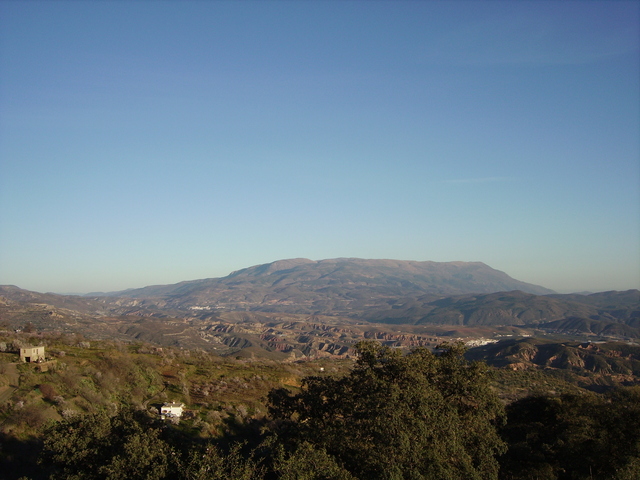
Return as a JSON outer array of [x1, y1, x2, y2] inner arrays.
[[0, 332, 639, 479]]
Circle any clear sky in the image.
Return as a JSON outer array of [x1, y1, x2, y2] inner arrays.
[[1, 1, 639, 295]]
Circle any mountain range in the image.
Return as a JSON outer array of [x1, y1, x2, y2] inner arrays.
[[1, 258, 638, 352], [97, 258, 554, 311]]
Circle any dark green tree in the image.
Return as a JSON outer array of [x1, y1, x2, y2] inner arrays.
[[181, 442, 262, 480], [498, 387, 640, 480], [267, 341, 506, 480], [39, 408, 173, 480], [270, 440, 356, 480]]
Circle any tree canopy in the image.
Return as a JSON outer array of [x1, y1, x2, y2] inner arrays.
[[267, 341, 506, 480], [499, 387, 640, 480], [39, 408, 171, 480]]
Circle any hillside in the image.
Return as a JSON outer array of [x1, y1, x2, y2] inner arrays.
[[1, 331, 639, 480], [466, 337, 640, 392], [364, 290, 640, 329], [96, 258, 554, 315]]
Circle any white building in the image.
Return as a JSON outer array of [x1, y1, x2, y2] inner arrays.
[[160, 402, 184, 418]]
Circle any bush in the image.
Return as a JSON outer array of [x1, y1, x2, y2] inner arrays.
[[38, 384, 57, 402]]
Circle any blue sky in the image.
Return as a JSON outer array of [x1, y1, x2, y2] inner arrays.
[[1, 1, 638, 294]]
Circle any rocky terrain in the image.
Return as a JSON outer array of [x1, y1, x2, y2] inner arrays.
[[466, 337, 640, 391]]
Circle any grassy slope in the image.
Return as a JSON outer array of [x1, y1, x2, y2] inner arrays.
[[1, 331, 639, 479], [0, 332, 353, 441]]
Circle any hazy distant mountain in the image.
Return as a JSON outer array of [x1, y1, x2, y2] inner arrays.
[[99, 258, 554, 314], [364, 289, 640, 327], [4, 260, 638, 332], [1, 272, 639, 353]]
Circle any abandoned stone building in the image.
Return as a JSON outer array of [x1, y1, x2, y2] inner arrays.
[[20, 346, 45, 363]]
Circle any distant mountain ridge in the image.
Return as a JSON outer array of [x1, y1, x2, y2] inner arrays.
[[1, 257, 639, 353], [364, 289, 640, 327], [99, 258, 554, 314], [75, 258, 637, 335]]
